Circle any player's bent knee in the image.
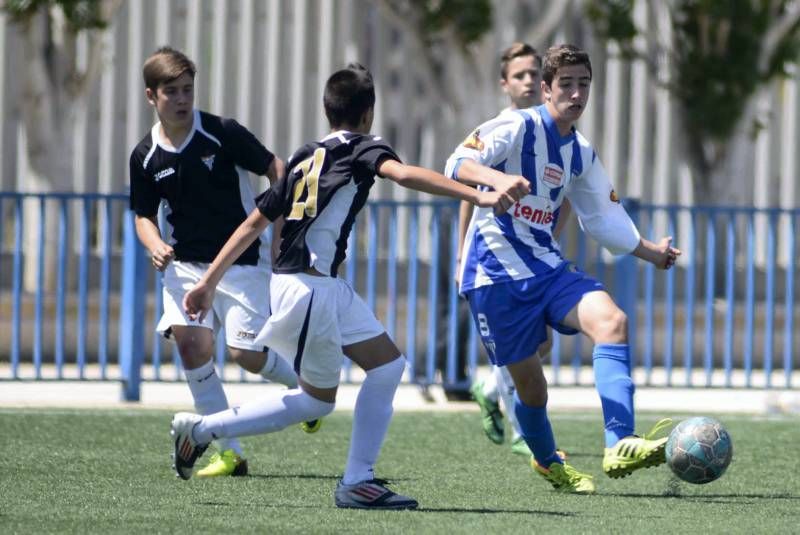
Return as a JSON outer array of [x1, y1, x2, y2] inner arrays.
[[176, 342, 215, 368], [290, 390, 336, 421], [227, 348, 266, 374], [299, 378, 338, 404], [516, 384, 548, 407], [367, 356, 406, 386], [593, 309, 628, 343]]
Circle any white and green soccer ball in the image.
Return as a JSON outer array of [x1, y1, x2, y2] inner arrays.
[[665, 416, 733, 484]]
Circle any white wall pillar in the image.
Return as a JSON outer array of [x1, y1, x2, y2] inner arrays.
[[186, 0, 202, 105], [602, 41, 623, 185], [339, 0, 358, 65], [753, 87, 773, 265], [652, 2, 674, 238], [626, 0, 648, 199], [98, 18, 119, 193], [155, 0, 171, 46], [288, 0, 308, 152], [262, 0, 281, 151], [72, 33, 89, 192], [209, 0, 227, 116], [125, 1, 145, 168], [779, 66, 798, 266], [236, 0, 254, 124], [315, 0, 335, 138]]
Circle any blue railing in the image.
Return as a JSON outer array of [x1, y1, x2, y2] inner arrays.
[[0, 192, 797, 400]]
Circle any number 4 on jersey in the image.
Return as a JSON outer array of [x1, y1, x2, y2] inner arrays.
[[288, 148, 326, 220]]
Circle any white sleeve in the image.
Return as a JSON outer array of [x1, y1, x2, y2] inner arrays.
[[444, 113, 524, 179], [566, 154, 640, 255]]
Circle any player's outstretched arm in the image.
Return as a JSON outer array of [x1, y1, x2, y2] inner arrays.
[[453, 159, 529, 197], [632, 236, 681, 270], [134, 215, 175, 271], [183, 208, 272, 321], [378, 159, 528, 214]]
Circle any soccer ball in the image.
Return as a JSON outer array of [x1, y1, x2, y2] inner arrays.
[[665, 417, 733, 484]]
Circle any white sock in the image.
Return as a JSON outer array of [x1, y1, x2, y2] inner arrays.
[[193, 388, 335, 443], [482, 367, 499, 402], [495, 365, 523, 438], [342, 356, 405, 485], [260, 349, 298, 388], [184, 359, 243, 455]]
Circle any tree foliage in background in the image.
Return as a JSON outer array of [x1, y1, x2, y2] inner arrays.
[[413, 0, 493, 49], [3, 0, 119, 192], [3, 0, 120, 290], [377, 0, 494, 114], [4, 0, 108, 29], [587, 0, 800, 204]]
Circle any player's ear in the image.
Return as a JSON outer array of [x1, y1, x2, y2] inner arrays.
[[145, 87, 158, 106], [541, 80, 551, 101]]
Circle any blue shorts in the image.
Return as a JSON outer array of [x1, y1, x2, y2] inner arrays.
[[465, 262, 605, 366]]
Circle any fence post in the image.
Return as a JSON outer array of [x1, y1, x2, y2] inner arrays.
[[119, 210, 147, 401], [615, 198, 640, 368]]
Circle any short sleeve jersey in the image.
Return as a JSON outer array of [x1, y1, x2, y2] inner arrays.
[[444, 104, 640, 293], [257, 131, 400, 276], [129, 109, 274, 267]]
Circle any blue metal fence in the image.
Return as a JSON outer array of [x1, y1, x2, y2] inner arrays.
[[1, 192, 797, 400]]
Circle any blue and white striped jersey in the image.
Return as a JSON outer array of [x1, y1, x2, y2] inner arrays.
[[445, 104, 640, 293]]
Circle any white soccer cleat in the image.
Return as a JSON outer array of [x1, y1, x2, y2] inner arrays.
[[170, 412, 209, 480]]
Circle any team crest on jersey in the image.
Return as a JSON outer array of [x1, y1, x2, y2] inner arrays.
[[154, 167, 175, 182], [543, 164, 563, 186], [461, 129, 484, 151], [610, 189, 620, 203], [201, 154, 215, 170]]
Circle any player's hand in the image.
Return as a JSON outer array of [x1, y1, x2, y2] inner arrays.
[[477, 190, 513, 215], [150, 243, 175, 271], [183, 281, 215, 322], [454, 258, 462, 287], [654, 236, 681, 270], [493, 174, 530, 202]]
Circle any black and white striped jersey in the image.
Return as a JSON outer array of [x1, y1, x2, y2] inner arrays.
[[129, 109, 274, 267], [257, 131, 400, 276]]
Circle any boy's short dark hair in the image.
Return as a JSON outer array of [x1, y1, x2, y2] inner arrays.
[[143, 46, 196, 92], [499, 42, 540, 80], [323, 63, 376, 128], [541, 44, 592, 86]]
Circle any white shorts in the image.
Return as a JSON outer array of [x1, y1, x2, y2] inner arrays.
[[256, 272, 385, 389], [157, 260, 271, 351]]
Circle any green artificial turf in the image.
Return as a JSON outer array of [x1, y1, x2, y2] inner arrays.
[[1, 408, 797, 534]]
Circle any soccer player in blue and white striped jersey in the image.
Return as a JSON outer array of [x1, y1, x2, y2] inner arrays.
[[462, 43, 572, 458], [446, 44, 680, 494]]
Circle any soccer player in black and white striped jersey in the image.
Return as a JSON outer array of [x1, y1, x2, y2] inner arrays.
[[175, 64, 529, 508]]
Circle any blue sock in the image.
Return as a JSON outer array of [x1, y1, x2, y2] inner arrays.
[[593, 343, 635, 447], [513, 394, 562, 467]]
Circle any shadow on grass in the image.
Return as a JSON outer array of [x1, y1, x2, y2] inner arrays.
[[245, 473, 342, 481], [604, 491, 800, 503], [196, 501, 577, 516], [245, 473, 421, 484], [416, 507, 576, 517]]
